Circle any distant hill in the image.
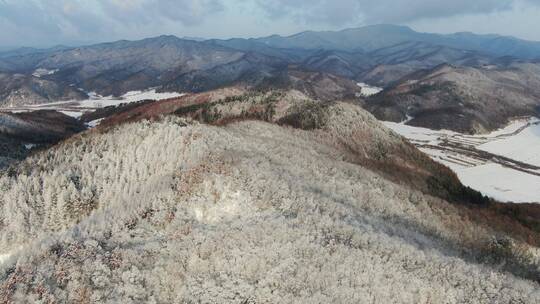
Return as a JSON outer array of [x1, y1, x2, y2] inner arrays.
[[252, 24, 540, 59], [364, 62, 540, 133], [0, 25, 539, 134], [0, 36, 287, 106]]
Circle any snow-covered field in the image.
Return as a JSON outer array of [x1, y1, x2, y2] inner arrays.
[[357, 82, 383, 96], [32, 68, 59, 78], [73, 90, 184, 109], [384, 118, 540, 203], [0, 89, 184, 119], [478, 123, 540, 167]]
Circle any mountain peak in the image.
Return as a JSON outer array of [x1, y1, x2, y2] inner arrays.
[[152, 34, 182, 42]]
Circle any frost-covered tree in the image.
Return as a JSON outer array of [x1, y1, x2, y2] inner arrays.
[[0, 96, 539, 303]]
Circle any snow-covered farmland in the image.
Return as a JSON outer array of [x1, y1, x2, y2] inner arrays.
[[32, 68, 59, 78], [478, 122, 540, 167], [74, 90, 184, 109], [385, 118, 540, 203], [0, 89, 184, 119]]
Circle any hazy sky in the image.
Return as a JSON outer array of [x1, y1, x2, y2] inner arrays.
[[1, 0, 540, 47]]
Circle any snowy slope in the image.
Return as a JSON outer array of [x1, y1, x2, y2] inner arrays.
[[0, 101, 539, 302]]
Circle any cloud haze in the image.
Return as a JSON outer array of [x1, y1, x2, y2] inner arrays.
[[0, 0, 539, 47], [0, 0, 224, 46], [256, 0, 515, 25]]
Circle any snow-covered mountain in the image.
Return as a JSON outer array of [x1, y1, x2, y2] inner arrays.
[[2, 24, 540, 111], [365, 62, 540, 133], [1, 24, 540, 302], [0, 89, 539, 302]]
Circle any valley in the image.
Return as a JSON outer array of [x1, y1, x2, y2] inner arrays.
[[0, 89, 184, 119]]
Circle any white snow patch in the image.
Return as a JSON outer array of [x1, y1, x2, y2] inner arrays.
[[383, 121, 455, 145], [60, 110, 84, 118], [402, 114, 414, 124], [32, 68, 59, 78], [121, 90, 183, 103], [86, 118, 104, 128], [0, 248, 20, 266], [73, 89, 184, 108], [357, 83, 383, 97]]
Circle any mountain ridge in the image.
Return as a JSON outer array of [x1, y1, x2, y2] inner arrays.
[[1, 88, 539, 302], [252, 24, 540, 59], [0, 25, 539, 134], [364, 61, 540, 133]]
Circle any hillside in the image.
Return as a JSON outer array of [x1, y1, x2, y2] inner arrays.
[[0, 72, 87, 107], [0, 110, 86, 169], [365, 62, 540, 133], [0, 36, 287, 106], [1, 90, 539, 302]]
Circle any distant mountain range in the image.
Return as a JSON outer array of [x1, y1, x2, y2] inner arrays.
[[250, 24, 540, 59], [0, 24, 539, 132]]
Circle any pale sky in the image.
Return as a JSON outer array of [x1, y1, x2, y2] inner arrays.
[[1, 0, 540, 48]]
